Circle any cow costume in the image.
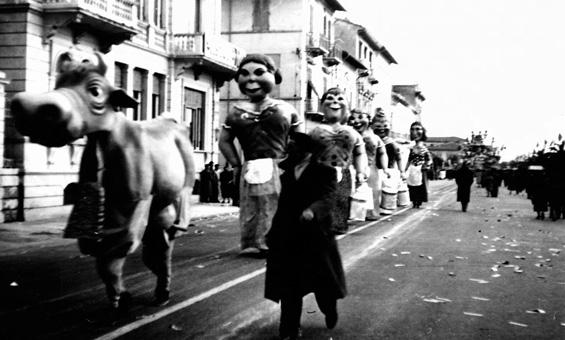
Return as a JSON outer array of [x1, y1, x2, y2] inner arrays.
[[11, 51, 195, 310]]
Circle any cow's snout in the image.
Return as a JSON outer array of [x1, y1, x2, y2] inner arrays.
[[11, 91, 79, 147]]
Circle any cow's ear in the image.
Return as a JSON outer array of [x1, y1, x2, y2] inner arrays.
[[109, 89, 138, 108]]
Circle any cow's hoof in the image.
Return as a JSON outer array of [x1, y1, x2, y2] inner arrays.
[[113, 292, 132, 312]]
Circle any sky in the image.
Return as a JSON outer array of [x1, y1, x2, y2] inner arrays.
[[342, 0, 565, 161]]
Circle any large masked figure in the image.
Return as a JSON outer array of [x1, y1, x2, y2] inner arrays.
[[347, 110, 389, 220], [308, 88, 368, 234], [219, 54, 301, 256], [405, 121, 433, 208], [371, 110, 405, 215]]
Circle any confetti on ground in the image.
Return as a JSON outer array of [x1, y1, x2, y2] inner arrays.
[[491, 274, 501, 278], [526, 309, 546, 314], [514, 255, 526, 260], [394, 264, 406, 267], [549, 248, 561, 253], [514, 267, 524, 274], [482, 236, 489, 239], [400, 251, 411, 255], [455, 239, 461, 242], [422, 297, 452, 303], [463, 312, 484, 317], [388, 278, 396, 282], [455, 256, 467, 260], [170, 324, 183, 331], [491, 265, 499, 272], [392, 253, 398, 257], [196, 265, 205, 269], [561, 322, 565, 327], [10, 282, 18, 287], [471, 296, 490, 301], [508, 321, 528, 327], [470, 278, 489, 284], [448, 272, 456, 277]]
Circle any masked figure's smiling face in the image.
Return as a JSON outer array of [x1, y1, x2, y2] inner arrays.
[[348, 111, 370, 133], [321, 91, 348, 123], [237, 62, 275, 102]]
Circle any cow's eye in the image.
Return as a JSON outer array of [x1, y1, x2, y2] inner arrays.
[[88, 86, 102, 97]]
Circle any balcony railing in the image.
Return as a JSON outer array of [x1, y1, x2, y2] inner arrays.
[[306, 33, 330, 57], [43, 0, 137, 28], [172, 33, 245, 73]]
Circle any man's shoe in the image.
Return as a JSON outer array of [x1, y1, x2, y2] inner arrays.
[[325, 310, 338, 329], [152, 290, 170, 307]]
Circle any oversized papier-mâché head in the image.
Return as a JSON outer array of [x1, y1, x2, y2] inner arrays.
[[235, 54, 282, 102], [11, 51, 137, 147]]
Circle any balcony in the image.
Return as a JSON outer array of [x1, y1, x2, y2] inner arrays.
[[306, 33, 330, 57], [42, 0, 138, 52], [172, 33, 245, 80], [323, 45, 342, 67]]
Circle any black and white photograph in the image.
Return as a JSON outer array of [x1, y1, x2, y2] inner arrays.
[[1, 0, 564, 339]]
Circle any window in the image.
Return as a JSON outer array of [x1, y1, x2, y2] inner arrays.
[[153, 0, 164, 28], [185, 0, 201, 33], [137, 0, 147, 21], [183, 88, 205, 150], [358, 41, 363, 59], [152, 73, 165, 118], [114, 62, 128, 90], [133, 68, 147, 121], [252, 0, 270, 31], [265, 53, 280, 98]]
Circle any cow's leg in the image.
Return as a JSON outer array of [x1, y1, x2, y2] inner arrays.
[[142, 207, 176, 306], [95, 256, 129, 309]]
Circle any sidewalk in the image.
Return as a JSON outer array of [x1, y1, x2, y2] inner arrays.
[[0, 195, 239, 254]]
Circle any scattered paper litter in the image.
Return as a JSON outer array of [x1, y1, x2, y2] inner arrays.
[[561, 322, 565, 327], [455, 256, 467, 260], [463, 312, 483, 317], [491, 273, 501, 278], [10, 281, 18, 287], [469, 278, 489, 284], [392, 253, 398, 257], [482, 236, 489, 239], [549, 248, 561, 253], [170, 324, 183, 331], [514, 267, 524, 274], [422, 296, 452, 303], [394, 264, 406, 267], [471, 296, 490, 301], [448, 272, 456, 277], [491, 265, 499, 272], [508, 321, 528, 327], [526, 309, 546, 314], [400, 251, 411, 255], [514, 255, 526, 260], [455, 239, 461, 242], [196, 265, 205, 269], [388, 278, 396, 282]]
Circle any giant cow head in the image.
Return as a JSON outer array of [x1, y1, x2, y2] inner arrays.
[[11, 51, 138, 147]]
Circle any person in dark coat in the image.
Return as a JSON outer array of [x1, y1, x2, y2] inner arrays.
[[265, 132, 346, 340], [198, 162, 220, 203], [219, 163, 235, 204], [526, 165, 549, 220], [454, 161, 474, 212]]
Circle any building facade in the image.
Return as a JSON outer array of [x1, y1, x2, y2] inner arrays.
[[0, 0, 243, 221]]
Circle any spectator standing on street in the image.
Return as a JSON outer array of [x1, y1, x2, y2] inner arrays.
[[526, 165, 549, 220], [406, 122, 432, 208], [219, 54, 301, 256], [199, 162, 219, 203], [455, 160, 474, 212], [265, 132, 346, 339], [308, 87, 368, 234], [219, 163, 235, 204]]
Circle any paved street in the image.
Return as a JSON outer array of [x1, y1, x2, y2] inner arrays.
[[1, 180, 565, 339]]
